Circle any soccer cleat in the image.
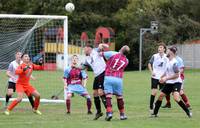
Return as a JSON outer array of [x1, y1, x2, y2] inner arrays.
[[150, 113, 158, 118], [87, 111, 93, 115], [33, 109, 42, 115], [187, 111, 192, 118], [66, 111, 71, 115], [93, 112, 103, 120], [105, 112, 113, 121], [4, 110, 10, 115], [161, 103, 171, 108], [120, 113, 128, 120], [149, 109, 154, 115]]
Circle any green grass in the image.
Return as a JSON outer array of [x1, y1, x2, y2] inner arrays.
[[0, 70, 200, 128]]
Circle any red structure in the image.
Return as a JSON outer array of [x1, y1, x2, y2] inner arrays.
[[95, 27, 115, 47], [80, 32, 89, 44]]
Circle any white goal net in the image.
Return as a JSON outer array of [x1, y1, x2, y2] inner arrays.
[[0, 14, 73, 103]]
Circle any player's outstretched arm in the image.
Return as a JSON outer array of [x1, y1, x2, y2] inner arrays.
[[32, 64, 44, 70]]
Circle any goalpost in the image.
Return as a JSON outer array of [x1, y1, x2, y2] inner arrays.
[[0, 14, 69, 103]]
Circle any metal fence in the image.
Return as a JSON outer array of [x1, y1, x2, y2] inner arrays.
[[176, 44, 200, 69]]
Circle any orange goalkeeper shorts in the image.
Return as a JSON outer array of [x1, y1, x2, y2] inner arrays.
[[16, 84, 36, 96]]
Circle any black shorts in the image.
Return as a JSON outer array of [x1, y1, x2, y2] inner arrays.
[[7, 82, 16, 92], [161, 83, 182, 95], [151, 78, 164, 89], [93, 71, 105, 90]]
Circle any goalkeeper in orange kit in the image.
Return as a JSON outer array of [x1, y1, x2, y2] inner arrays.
[[4, 53, 43, 115]]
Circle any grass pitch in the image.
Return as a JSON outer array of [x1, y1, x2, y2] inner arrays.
[[0, 70, 200, 128]]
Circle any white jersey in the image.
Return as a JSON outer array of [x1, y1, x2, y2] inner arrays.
[[149, 53, 168, 79], [7, 60, 22, 83], [165, 58, 182, 84], [84, 48, 106, 77]]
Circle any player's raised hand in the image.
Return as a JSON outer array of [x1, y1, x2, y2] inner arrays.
[[98, 43, 109, 51]]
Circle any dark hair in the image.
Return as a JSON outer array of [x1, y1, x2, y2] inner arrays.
[[21, 53, 29, 58], [158, 41, 166, 50], [168, 47, 177, 54], [172, 46, 178, 52], [84, 44, 93, 48]]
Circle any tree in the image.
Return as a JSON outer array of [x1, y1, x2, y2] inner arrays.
[[0, 0, 199, 70], [115, 0, 200, 70]]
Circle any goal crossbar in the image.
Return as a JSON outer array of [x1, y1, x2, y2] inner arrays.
[[0, 14, 67, 19]]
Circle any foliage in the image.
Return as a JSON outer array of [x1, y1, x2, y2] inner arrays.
[[0, 0, 199, 70]]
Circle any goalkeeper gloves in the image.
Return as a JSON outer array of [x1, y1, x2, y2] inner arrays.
[[23, 65, 30, 72]]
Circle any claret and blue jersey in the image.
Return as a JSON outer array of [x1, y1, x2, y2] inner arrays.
[[63, 67, 89, 95], [102, 51, 129, 96]]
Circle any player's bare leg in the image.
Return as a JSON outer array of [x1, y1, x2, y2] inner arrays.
[[116, 95, 127, 120], [5, 92, 23, 115], [31, 90, 42, 115]]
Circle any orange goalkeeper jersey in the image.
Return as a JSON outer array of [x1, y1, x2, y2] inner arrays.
[[15, 63, 43, 85]]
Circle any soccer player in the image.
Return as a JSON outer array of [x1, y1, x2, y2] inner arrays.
[[100, 44, 130, 121], [162, 46, 191, 109], [148, 42, 168, 113], [4, 53, 43, 115], [63, 55, 92, 114], [151, 47, 192, 118], [83, 44, 107, 120], [5, 51, 34, 108]]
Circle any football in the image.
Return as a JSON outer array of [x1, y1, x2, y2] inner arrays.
[[65, 3, 75, 13]]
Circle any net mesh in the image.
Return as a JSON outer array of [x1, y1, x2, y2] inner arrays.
[[0, 15, 79, 103]]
